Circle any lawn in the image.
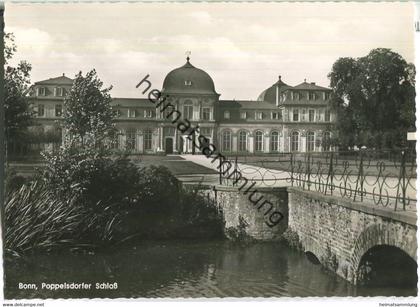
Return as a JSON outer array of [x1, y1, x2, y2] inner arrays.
[[122, 155, 218, 176], [9, 154, 217, 178]]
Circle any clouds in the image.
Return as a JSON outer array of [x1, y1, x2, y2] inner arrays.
[[7, 26, 53, 54], [189, 11, 213, 25], [5, 2, 414, 99]]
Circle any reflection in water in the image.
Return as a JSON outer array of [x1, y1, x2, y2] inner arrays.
[[5, 241, 417, 298]]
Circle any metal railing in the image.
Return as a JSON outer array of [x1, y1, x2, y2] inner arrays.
[[290, 149, 416, 210], [218, 149, 417, 211]]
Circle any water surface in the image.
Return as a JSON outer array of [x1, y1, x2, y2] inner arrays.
[[5, 241, 417, 298]]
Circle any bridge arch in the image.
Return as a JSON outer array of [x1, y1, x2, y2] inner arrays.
[[350, 223, 417, 284], [301, 237, 323, 265]]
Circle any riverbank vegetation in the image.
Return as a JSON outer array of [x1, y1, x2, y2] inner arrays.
[[4, 157, 224, 256]]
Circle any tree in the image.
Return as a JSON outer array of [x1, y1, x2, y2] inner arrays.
[[41, 68, 118, 211], [4, 33, 33, 149], [328, 48, 415, 150], [63, 69, 115, 148]]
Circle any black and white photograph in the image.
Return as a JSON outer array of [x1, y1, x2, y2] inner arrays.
[[0, 0, 418, 304]]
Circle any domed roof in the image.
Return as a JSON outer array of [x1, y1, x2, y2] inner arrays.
[[162, 58, 217, 95], [258, 76, 291, 104]]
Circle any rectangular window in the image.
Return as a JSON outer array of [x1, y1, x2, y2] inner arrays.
[[163, 106, 176, 120], [301, 109, 306, 121], [293, 92, 299, 100], [128, 109, 136, 118], [55, 104, 62, 117], [144, 109, 153, 118], [271, 112, 279, 120], [55, 87, 64, 97], [293, 109, 299, 122], [113, 109, 122, 117], [240, 112, 247, 119], [38, 104, 45, 117], [202, 107, 211, 120], [184, 105, 193, 120], [224, 111, 230, 119], [144, 129, 153, 150], [38, 87, 46, 96], [325, 109, 331, 122], [255, 112, 263, 120], [309, 92, 316, 100], [309, 109, 315, 122], [200, 127, 212, 138]]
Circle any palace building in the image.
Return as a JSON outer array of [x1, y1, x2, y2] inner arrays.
[[28, 57, 334, 154]]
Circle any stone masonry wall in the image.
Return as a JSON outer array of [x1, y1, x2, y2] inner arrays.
[[288, 187, 417, 284], [185, 184, 289, 241]]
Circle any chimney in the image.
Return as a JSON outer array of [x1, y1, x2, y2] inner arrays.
[[62, 73, 65, 76]]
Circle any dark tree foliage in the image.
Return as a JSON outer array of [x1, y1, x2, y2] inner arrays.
[[4, 33, 33, 142], [328, 48, 415, 149], [64, 69, 115, 147]]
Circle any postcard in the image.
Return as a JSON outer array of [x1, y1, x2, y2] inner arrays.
[[0, 1, 418, 304]]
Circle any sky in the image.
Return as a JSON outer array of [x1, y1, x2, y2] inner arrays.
[[4, 2, 415, 100]]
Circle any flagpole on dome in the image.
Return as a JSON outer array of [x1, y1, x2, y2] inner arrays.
[[185, 51, 191, 63]]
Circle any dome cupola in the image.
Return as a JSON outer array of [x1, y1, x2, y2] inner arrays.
[[258, 75, 290, 104], [162, 57, 217, 95]]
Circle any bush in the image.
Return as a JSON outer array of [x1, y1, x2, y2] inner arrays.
[[175, 188, 224, 238], [225, 216, 253, 242], [137, 165, 180, 214], [2, 146, 226, 254], [42, 146, 180, 213]]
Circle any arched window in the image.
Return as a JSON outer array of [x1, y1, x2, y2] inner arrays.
[[222, 130, 232, 152], [238, 130, 248, 152], [307, 131, 315, 152], [270, 131, 279, 152], [144, 129, 153, 151], [255, 130, 264, 152], [322, 131, 331, 151], [291, 131, 299, 152]]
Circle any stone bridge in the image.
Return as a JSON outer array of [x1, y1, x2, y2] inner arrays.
[[287, 187, 417, 284], [185, 183, 417, 285]]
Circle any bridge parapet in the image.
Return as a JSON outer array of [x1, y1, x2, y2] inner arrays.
[[287, 187, 417, 284]]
